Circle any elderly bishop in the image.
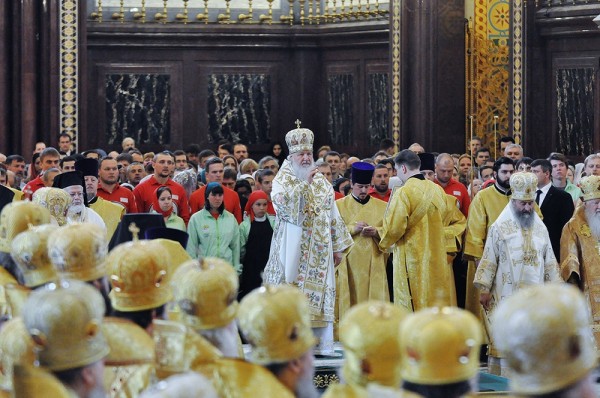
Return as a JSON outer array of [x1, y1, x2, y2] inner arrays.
[[474, 172, 560, 375], [264, 122, 353, 355]]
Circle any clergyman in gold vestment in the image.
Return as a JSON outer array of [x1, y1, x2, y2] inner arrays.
[[561, 175, 600, 351], [379, 150, 454, 312], [335, 162, 389, 324]]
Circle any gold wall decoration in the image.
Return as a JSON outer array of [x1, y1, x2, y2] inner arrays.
[[466, 0, 510, 155], [511, 0, 523, 145], [390, 0, 401, 151], [60, 0, 79, 151]]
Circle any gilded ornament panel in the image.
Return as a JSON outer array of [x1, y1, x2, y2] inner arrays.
[[466, 0, 510, 154]]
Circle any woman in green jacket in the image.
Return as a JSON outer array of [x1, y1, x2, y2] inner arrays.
[[186, 182, 241, 272]]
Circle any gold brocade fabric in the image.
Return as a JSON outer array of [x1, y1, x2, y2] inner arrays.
[[463, 187, 510, 319], [7, 187, 23, 202], [0, 267, 17, 318], [153, 319, 222, 379], [379, 178, 454, 311], [12, 365, 74, 398], [335, 196, 390, 326], [322, 383, 416, 398], [560, 205, 600, 350], [265, 160, 353, 322], [474, 206, 560, 358], [90, 197, 125, 241], [0, 317, 35, 392], [195, 358, 294, 398], [4, 284, 30, 318], [443, 195, 467, 256]]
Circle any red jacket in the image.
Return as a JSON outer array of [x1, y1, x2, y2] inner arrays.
[[22, 176, 45, 200], [368, 187, 391, 202], [97, 184, 138, 213], [435, 178, 471, 217], [133, 176, 190, 223]]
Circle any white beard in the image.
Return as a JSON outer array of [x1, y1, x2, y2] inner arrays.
[[67, 204, 85, 222], [291, 158, 315, 182], [585, 207, 600, 240]]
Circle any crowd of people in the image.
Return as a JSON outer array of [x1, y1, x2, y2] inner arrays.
[[0, 128, 599, 397]]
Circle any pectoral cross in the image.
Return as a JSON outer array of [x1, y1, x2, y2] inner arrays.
[[129, 222, 140, 241], [295, 119, 302, 129]]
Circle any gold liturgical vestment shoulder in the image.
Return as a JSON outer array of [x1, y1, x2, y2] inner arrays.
[[335, 196, 389, 325], [0, 268, 18, 319], [464, 187, 510, 260], [443, 194, 467, 255], [379, 178, 454, 312], [152, 319, 222, 380], [90, 197, 125, 241], [560, 205, 600, 349], [102, 317, 155, 398], [195, 358, 295, 398], [323, 383, 413, 398], [12, 365, 74, 398]]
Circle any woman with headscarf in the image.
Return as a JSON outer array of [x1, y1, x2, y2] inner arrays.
[[186, 182, 240, 272], [26, 152, 41, 183], [238, 191, 274, 300], [269, 141, 287, 167], [151, 186, 186, 232]]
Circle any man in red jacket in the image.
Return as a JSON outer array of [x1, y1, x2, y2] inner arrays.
[[133, 151, 190, 223]]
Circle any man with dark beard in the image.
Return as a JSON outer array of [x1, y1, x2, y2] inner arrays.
[[561, 174, 600, 352], [263, 122, 352, 356], [474, 172, 560, 376], [463, 157, 514, 330]]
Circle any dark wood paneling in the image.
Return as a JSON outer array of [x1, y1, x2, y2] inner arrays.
[[528, 4, 600, 160], [400, 0, 466, 153], [85, 23, 390, 159]]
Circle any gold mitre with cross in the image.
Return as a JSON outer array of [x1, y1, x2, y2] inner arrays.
[[399, 306, 482, 385], [0, 201, 50, 252], [10, 224, 59, 288], [47, 222, 108, 282], [340, 301, 409, 388], [580, 175, 600, 202], [238, 285, 316, 365], [107, 223, 172, 312], [170, 257, 239, 331], [509, 172, 538, 201], [22, 279, 109, 371], [492, 284, 596, 396], [285, 119, 314, 154]]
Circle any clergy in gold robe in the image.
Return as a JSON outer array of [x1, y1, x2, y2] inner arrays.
[[264, 124, 352, 355], [463, 157, 514, 317], [379, 150, 454, 312], [561, 175, 600, 351], [335, 162, 389, 327], [474, 172, 560, 376], [420, 153, 466, 307]]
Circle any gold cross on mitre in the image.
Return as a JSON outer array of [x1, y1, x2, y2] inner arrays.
[[295, 119, 302, 129], [128, 222, 140, 241]]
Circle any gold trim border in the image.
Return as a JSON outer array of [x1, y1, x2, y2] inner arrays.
[[390, 0, 401, 151], [60, 0, 78, 151], [511, 0, 523, 145]]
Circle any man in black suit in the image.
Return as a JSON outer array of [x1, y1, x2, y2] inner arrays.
[[531, 159, 575, 260]]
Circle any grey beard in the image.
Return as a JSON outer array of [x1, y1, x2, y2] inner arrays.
[[585, 207, 600, 240], [511, 203, 534, 229], [291, 159, 315, 182], [67, 204, 85, 221]]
